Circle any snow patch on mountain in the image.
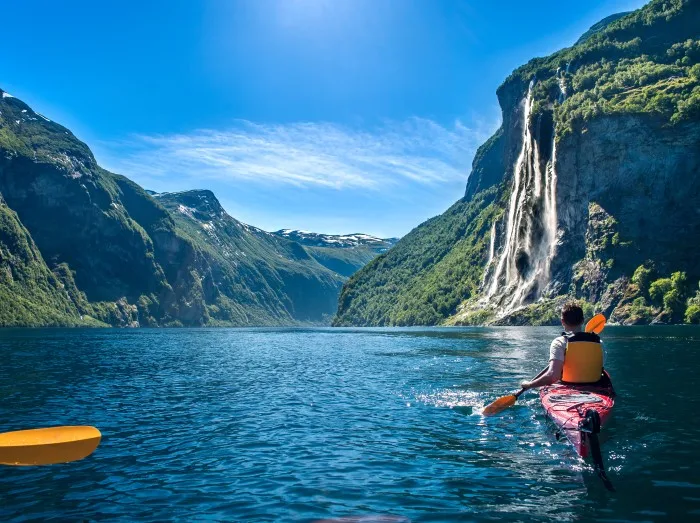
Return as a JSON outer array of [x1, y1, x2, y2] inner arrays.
[[275, 229, 397, 249]]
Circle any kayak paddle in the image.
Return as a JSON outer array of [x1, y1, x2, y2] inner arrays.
[[482, 366, 548, 416], [0, 426, 101, 466], [586, 313, 606, 334], [482, 313, 608, 416]]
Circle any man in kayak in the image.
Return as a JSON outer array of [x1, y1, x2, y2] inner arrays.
[[519, 303, 605, 390]]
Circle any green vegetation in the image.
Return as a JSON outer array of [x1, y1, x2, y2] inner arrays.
[[500, 0, 700, 137], [649, 277, 674, 303], [614, 265, 699, 324], [156, 191, 345, 325], [685, 283, 700, 323], [0, 199, 105, 327], [0, 91, 94, 165], [631, 262, 655, 293], [334, 188, 500, 326]]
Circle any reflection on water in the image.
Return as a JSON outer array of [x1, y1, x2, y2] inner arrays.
[[0, 326, 699, 521]]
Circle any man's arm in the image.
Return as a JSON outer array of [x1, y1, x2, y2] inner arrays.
[[521, 359, 563, 389]]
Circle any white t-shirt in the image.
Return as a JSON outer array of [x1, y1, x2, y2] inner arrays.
[[550, 332, 606, 365]]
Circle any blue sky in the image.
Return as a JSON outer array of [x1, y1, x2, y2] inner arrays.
[[1, 0, 646, 237]]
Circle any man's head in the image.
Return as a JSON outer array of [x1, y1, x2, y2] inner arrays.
[[561, 302, 584, 331]]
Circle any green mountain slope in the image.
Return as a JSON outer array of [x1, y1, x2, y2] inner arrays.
[[155, 190, 345, 324], [334, 189, 500, 326], [334, 0, 700, 327], [574, 12, 631, 45], [0, 195, 104, 326], [0, 89, 372, 327]]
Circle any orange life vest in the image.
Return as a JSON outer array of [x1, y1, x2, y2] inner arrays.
[[561, 331, 603, 384]]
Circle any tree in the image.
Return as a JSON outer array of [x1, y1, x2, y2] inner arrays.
[[685, 304, 700, 324], [663, 288, 685, 320], [631, 262, 655, 294], [649, 278, 672, 304]]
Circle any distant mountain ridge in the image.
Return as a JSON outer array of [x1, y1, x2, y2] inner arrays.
[[0, 91, 394, 327], [275, 229, 397, 249], [273, 230, 398, 278]]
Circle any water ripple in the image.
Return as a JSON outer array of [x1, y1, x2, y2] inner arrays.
[[0, 326, 699, 521]]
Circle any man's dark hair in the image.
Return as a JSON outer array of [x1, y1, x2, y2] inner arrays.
[[561, 302, 584, 326]]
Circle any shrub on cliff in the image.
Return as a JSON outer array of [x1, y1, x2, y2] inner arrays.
[[685, 304, 700, 324], [631, 262, 656, 295], [648, 271, 690, 321], [685, 283, 700, 324], [649, 277, 673, 304]]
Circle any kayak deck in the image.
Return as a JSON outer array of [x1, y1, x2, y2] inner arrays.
[[539, 371, 615, 458]]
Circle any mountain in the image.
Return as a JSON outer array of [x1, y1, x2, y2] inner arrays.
[[574, 12, 631, 45], [334, 0, 700, 327], [153, 190, 345, 325], [275, 230, 398, 277], [0, 90, 384, 327]]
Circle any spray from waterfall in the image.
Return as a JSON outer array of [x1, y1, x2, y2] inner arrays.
[[484, 79, 559, 314]]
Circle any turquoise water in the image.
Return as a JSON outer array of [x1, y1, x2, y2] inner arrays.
[[1, 326, 699, 522]]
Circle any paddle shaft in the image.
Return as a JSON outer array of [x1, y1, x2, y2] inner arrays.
[[513, 365, 550, 399]]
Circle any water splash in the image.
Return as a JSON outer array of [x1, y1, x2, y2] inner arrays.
[[484, 80, 559, 314], [414, 388, 484, 412]]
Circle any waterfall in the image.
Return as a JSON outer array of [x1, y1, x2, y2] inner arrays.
[[487, 221, 496, 265], [557, 67, 568, 103], [486, 80, 535, 299], [484, 79, 559, 314]]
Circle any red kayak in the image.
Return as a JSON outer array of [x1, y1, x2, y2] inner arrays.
[[540, 371, 615, 489]]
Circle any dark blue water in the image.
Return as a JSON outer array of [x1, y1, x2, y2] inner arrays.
[[1, 326, 699, 522]]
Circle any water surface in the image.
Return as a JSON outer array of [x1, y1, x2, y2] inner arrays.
[[1, 326, 698, 521]]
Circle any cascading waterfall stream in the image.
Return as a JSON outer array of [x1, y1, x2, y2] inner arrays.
[[486, 81, 535, 299], [484, 79, 560, 315], [487, 221, 497, 265]]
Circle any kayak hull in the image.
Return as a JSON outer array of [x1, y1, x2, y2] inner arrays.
[[539, 371, 615, 458]]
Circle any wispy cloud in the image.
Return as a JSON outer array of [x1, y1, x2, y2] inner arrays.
[[99, 117, 496, 191]]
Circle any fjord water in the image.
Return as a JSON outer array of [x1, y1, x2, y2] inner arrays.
[[1, 327, 698, 522]]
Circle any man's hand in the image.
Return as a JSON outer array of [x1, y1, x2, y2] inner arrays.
[[523, 360, 564, 390]]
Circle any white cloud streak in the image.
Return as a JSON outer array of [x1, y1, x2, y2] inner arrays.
[[101, 118, 495, 191]]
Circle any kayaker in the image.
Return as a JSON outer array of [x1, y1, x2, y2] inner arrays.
[[520, 303, 605, 390]]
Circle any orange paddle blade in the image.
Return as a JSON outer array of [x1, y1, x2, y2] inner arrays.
[[0, 426, 101, 466], [586, 313, 606, 334], [482, 395, 517, 416]]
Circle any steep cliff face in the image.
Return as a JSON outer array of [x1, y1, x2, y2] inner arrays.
[[0, 93, 170, 304], [0, 195, 100, 326], [554, 115, 700, 291], [335, 0, 700, 327]]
